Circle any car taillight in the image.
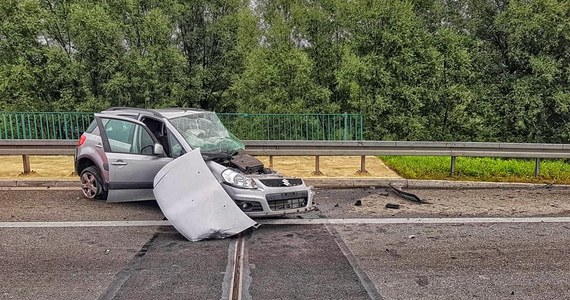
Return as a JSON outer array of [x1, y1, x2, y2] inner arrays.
[[77, 134, 87, 147]]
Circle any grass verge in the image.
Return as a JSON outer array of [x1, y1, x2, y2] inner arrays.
[[381, 156, 570, 184]]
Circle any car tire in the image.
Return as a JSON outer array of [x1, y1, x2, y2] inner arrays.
[[80, 166, 107, 200]]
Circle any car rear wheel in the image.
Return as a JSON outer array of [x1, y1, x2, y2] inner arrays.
[[80, 166, 106, 200]]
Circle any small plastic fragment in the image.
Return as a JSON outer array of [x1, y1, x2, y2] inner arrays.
[[385, 203, 400, 209]]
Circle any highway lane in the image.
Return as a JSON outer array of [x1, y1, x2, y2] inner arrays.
[[3, 187, 570, 221], [335, 222, 570, 300], [1, 189, 570, 299]]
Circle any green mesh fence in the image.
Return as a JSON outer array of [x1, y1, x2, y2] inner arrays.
[[0, 111, 363, 141], [0, 112, 94, 140], [217, 113, 363, 140]]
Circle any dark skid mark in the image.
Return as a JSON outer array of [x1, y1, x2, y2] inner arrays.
[[97, 228, 163, 300]]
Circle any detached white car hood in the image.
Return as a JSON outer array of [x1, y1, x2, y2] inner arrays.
[[153, 149, 257, 241]]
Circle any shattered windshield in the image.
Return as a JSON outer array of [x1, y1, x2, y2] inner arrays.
[[169, 112, 245, 154]]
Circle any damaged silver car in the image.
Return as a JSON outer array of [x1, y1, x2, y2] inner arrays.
[[75, 107, 315, 217]]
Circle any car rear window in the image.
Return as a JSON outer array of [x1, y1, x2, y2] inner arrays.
[[85, 120, 98, 133]]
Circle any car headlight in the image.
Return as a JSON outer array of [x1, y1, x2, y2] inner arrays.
[[221, 169, 257, 189]]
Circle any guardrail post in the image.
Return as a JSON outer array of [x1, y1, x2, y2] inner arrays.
[[269, 155, 274, 168], [355, 155, 369, 175], [450, 156, 456, 176], [534, 158, 541, 178], [22, 155, 31, 174], [312, 156, 323, 176]]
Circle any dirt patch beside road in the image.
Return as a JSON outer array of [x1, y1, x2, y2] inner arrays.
[[257, 155, 400, 178], [0, 155, 400, 179], [0, 156, 76, 178]]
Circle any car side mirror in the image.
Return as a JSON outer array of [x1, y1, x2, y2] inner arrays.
[[154, 143, 165, 156]]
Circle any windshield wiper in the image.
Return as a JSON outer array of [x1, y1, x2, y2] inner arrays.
[[201, 152, 233, 161]]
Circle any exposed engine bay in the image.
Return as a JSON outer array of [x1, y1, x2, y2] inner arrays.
[[205, 152, 274, 175]]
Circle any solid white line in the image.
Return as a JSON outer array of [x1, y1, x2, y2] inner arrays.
[[259, 217, 570, 225], [2, 217, 570, 228], [0, 220, 170, 228]]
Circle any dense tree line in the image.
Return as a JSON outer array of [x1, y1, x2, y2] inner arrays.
[[1, 0, 569, 142]]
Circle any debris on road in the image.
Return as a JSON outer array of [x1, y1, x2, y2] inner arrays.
[[389, 184, 428, 204], [340, 188, 570, 217], [385, 203, 401, 209], [354, 200, 362, 206], [416, 276, 429, 286]]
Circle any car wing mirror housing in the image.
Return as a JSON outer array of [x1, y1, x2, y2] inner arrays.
[[154, 143, 166, 156]]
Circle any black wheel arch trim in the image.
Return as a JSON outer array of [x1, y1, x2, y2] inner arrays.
[[108, 182, 154, 190]]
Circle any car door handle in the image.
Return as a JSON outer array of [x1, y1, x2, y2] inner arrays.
[[110, 160, 128, 166]]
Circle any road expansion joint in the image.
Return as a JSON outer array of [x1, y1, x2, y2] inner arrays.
[[325, 224, 384, 300], [97, 230, 161, 300]]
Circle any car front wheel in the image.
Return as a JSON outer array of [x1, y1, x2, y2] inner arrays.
[[80, 166, 106, 200]]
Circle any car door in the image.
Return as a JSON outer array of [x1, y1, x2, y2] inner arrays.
[[94, 113, 173, 202]]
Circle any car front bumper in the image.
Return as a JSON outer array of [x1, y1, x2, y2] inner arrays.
[[222, 181, 315, 217]]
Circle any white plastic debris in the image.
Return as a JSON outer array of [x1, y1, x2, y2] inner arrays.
[[153, 149, 257, 242]]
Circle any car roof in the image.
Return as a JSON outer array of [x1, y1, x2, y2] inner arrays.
[[102, 107, 208, 119]]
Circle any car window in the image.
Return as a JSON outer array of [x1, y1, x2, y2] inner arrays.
[[85, 120, 98, 133], [168, 130, 186, 158], [169, 112, 244, 154], [102, 118, 155, 155]]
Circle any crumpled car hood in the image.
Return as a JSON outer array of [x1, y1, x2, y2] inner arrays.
[[153, 149, 257, 241]]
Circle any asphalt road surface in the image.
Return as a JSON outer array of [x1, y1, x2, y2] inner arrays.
[[1, 188, 570, 299]]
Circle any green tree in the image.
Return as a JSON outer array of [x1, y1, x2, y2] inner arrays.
[[494, 0, 570, 142], [230, 0, 334, 113], [336, 0, 477, 140]]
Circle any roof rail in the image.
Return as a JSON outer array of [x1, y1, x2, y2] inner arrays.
[[104, 107, 163, 118], [167, 107, 206, 112]]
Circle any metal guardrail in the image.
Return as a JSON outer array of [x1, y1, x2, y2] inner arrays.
[[244, 141, 570, 176], [242, 141, 570, 158], [1, 140, 569, 177], [0, 140, 76, 155], [0, 112, 363, 141]]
